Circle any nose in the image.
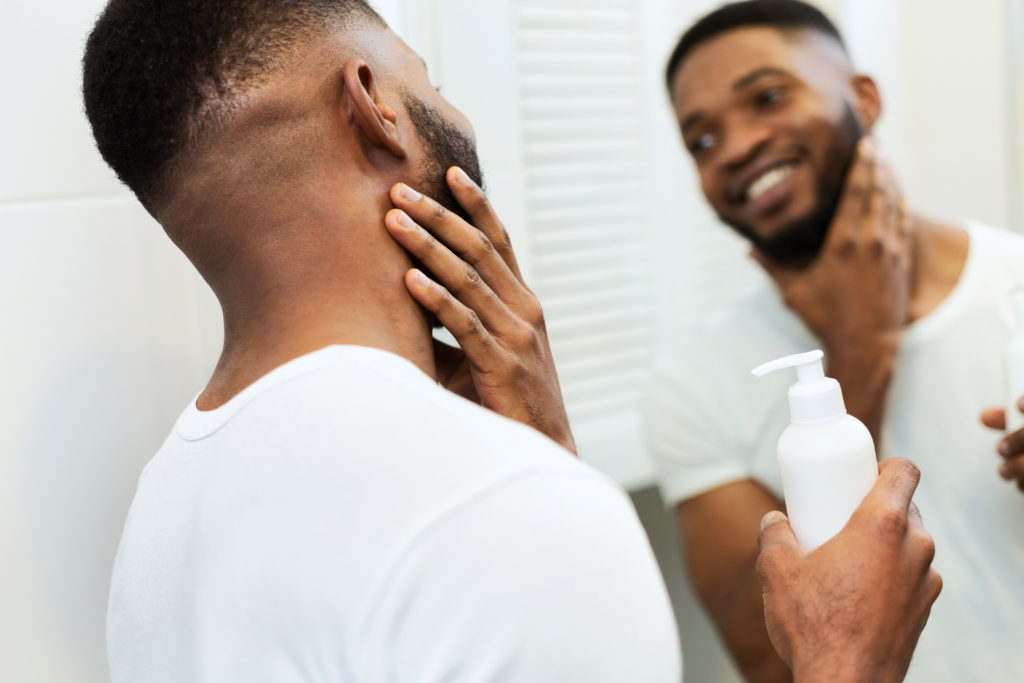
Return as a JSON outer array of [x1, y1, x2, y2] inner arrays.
[[717, 116, 772, 172]]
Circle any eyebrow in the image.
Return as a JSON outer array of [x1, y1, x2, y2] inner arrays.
[[680, 67, 793, 135], [732, 66, 792, 91]]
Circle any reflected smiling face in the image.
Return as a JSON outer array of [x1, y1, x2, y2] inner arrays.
[[670, 27, 869, 263]]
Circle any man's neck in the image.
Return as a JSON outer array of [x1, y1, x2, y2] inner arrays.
[[195, 236, 437, 411], [197, 299, 436, 411], [905, 215, 970, 325]]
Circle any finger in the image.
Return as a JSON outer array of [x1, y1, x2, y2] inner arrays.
[[758, 511, 799, 551], [998, 454, 1024, 482], [865, 160, 901, 252], [824, 136, 877, 248], [997, 426, 1024, 459], [445, 167, 523, 281], [897, 196, 911, 242], [862, 154, 889, 247], [865, 457, 921, 514], [386, 209, 518, 335], [390, 184, 523, 302], [403, 269, 504, 372], [980, 407, 1006, 431]]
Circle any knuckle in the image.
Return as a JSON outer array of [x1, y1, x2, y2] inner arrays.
[[898, 458, 922, 483], [510, 321, 539, 351], [420, 229, 438, 251], [928, 569, 944, 600], [473, 191, 492, 212], [520, 296, 544, 329], [754, 546, 783, 584], [462, 263, 483, 289], [845, 183, 870, 204], [833, 236, 858, 257], [468, 233, 496, 261], [921, 534, 937, 567], [873, 505, 909, 538], [464, 310, 484, 335], [430, 199, 448, 220]]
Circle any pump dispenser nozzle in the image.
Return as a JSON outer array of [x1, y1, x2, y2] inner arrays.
[[752, 350, 846, 424]]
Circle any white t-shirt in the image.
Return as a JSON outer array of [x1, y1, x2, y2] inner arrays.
[[108, 345, 681, 682], [644, 223, 1024, 681]]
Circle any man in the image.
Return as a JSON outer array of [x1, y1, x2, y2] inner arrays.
[[84, 1, 937, 680], [645, 1, 1024, 681]]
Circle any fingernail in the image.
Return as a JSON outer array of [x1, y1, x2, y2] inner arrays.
[[400, 184, 421, 202], [999, 463, 1012, 480], [452, 167, 474, 188], [760, 511, 782, 532], [411, 269, 431, 286], [998, 441, 1011, 457], [393, 210, 417, 231]]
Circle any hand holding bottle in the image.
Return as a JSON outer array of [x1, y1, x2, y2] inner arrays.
[[756, 458, 942, 683]]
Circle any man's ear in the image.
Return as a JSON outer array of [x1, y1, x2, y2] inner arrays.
[[851, 74, 882, 133], [342, 59, 407, 160]]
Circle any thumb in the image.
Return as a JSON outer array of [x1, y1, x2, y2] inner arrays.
[[980, 406, 1006, 431], [758, 511, 799, 552]]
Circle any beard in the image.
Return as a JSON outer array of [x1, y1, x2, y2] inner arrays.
[[400, 93, 485, 328], [721, 103, 863, 265], [401, 93, 485, 219]]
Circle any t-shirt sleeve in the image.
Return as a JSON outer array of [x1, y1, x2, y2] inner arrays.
[[351, 470, 682, 683], [643, 345, 749, 507]]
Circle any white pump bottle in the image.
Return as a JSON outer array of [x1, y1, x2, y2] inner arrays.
[[1005, 287, 1024, 434], [752, 350, 878, 548]]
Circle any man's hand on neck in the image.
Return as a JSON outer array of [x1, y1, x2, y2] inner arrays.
[[385, 169, 577, 454], [753, 138, 908, 445]]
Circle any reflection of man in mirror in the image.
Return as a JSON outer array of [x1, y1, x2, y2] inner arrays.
[[645, 1, 1024, 680]]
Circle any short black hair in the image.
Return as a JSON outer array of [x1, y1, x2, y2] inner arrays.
[[82, 0, 384, 212], [665, 0, 846, 90]]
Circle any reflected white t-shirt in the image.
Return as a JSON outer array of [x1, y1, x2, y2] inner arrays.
[[108, 345, 681, 682], [645, 223, 1024, 681]]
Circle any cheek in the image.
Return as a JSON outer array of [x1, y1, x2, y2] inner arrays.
[[698, 171, 720, 205]]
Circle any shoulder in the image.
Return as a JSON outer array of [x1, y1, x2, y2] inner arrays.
[[967, 222, 1024, 264], [353, 467, 681, 682]]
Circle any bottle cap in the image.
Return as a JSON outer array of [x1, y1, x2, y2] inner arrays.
[[752, 350, 846, 424]]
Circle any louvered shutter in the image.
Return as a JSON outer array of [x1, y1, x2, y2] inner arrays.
[[405, 0, 765, 489]]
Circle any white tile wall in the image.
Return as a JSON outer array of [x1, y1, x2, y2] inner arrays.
[[1, 2, 222, 680], [2, 4, 125, 202]]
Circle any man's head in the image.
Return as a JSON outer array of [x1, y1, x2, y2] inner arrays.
[[83, 0, 481, 280], [666, 0, 880, 264]]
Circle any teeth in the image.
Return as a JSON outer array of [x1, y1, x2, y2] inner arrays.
[[747, 164, 795, 201]]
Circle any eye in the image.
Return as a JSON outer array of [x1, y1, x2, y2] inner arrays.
[[756, 86, 786, 107], [689, 132, 715, 154]]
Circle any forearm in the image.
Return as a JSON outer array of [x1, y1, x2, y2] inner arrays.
[[709, 562, 792, 683], [826, 337, 897, 446]]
